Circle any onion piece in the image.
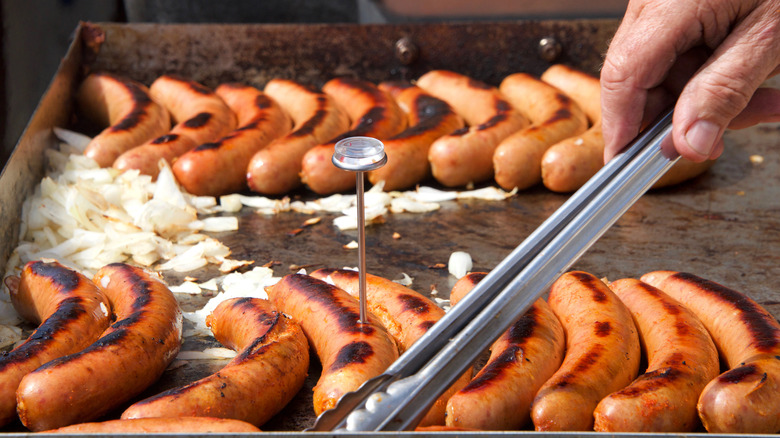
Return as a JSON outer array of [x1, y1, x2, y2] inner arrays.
[[448, 251, 473, 279], [182, 267, 279, 335], [53, 127, 92, 152], [169, 281, 203, 295], [218, 194, 243, 213], [456, 186, 517, 200], [189, 217, 239, 233], [393, 273, 413, 287], [0, 324, 23, 349]]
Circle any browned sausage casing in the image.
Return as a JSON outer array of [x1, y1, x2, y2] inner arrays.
[[493, 73, 588, 191], [416, 70, 528, 187], [0, 261, 111, 426], [300, 77, 407, 194], [121, 297, 309, 427], [172, 83, 292, 196], [368, 81, 465, 191], [246, 79, 350, 195], [265, 273, 399, 415], [77, 72, 171, 167], [114, 75, 237, 178], [540, 65, 714, 192], [445, 272, 565, 431], [16, 263, 183, 431], [309, 268, 469, 426], [641, 271, 780, 434], [45, 417, 262, 433], [594, 278, 720, 432], [539, 65, 605, 193], [531, 271, 641, 431]]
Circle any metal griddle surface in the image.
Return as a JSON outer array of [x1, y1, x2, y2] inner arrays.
[[0, 21, 778, 436]]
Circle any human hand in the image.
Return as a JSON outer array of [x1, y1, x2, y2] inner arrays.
[[601, 0, 780, 162]]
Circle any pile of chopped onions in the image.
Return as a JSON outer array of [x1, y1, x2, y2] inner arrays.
[[2, 128, 248, 285]]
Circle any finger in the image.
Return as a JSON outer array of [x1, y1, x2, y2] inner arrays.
[[641, 87, 675, 131], [728, 87, 780, 129], [601, 0, 707, 161], [603, 48, 706, 162], [672, 3, 780, 161]]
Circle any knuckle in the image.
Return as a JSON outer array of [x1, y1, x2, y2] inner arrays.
[[600, 57, 631, 88], [697, 69, 754, 113]]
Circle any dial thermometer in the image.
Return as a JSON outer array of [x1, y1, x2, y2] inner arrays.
[[332, 136, 387, 323]]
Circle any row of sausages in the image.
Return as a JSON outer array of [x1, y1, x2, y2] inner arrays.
[[445, 270, 780, 433], [1, 261, 293, 432], [3, 261, 778, 433], [76, 67, 713, 198]]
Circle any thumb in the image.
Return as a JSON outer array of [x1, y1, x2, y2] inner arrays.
[[672, 3, 780, 161]]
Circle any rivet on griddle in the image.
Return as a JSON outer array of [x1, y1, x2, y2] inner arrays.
[[395, 37, 419, 65], [332, 137, 387, 324], [538, 36, 562, 63]]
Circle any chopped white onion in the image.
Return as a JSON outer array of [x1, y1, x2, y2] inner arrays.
[[390, 197, 440, 214], [448, 251, 473, 279], [198, 278, 218, 291], [53, 127, 92, 152], [407, 186, 458, 203], [218, 194, 243, 213], [182, 267, 279, 335], [0, 324, 23, 350], [456, 186, 517, 201], [169, 281, 203, 295], [393, 273, 413, 287], [189, 216, 239, 233]]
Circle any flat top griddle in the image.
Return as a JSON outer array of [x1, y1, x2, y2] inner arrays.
[[0, 21, 778, 435]]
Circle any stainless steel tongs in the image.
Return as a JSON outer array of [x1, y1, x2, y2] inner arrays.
[[308, 109, 680, 432]]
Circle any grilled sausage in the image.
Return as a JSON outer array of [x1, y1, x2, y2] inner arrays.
[[540, 127, 606, 193], [16, 263, 182, 431], [310, 268, 469, 426], [45, 417, 262, 433], [172, 83, 291, 196], [651, 159, 715, 189], [531, 271, 641, 431], [367, 81, 465, 191], [416, 70, 528, 187], [538, 65, 605, 193], [264, 274, 399, 415], [0, 261, 111, 426], [593, 278, 720, 432], [113, 75, 237, 178], [310, 268, 442, 352], [448, 272, 488, 307], [541, 65, 714, 192], [121, 297, 308, 427], [445, 272, 565, 431], [300, 77, 407, 194], [77, 72, 171, 167], [641, 271, 780, 434], [246, 79, 350, 195], [415, 425, 478, 432], [493, 73, 588, 191]]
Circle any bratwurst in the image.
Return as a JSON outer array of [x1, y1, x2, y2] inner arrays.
[[0, 261, 111, 426], [16, 263, 182, 431]]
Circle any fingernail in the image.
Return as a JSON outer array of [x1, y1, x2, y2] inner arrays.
[[685, 120, 720, 158]]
